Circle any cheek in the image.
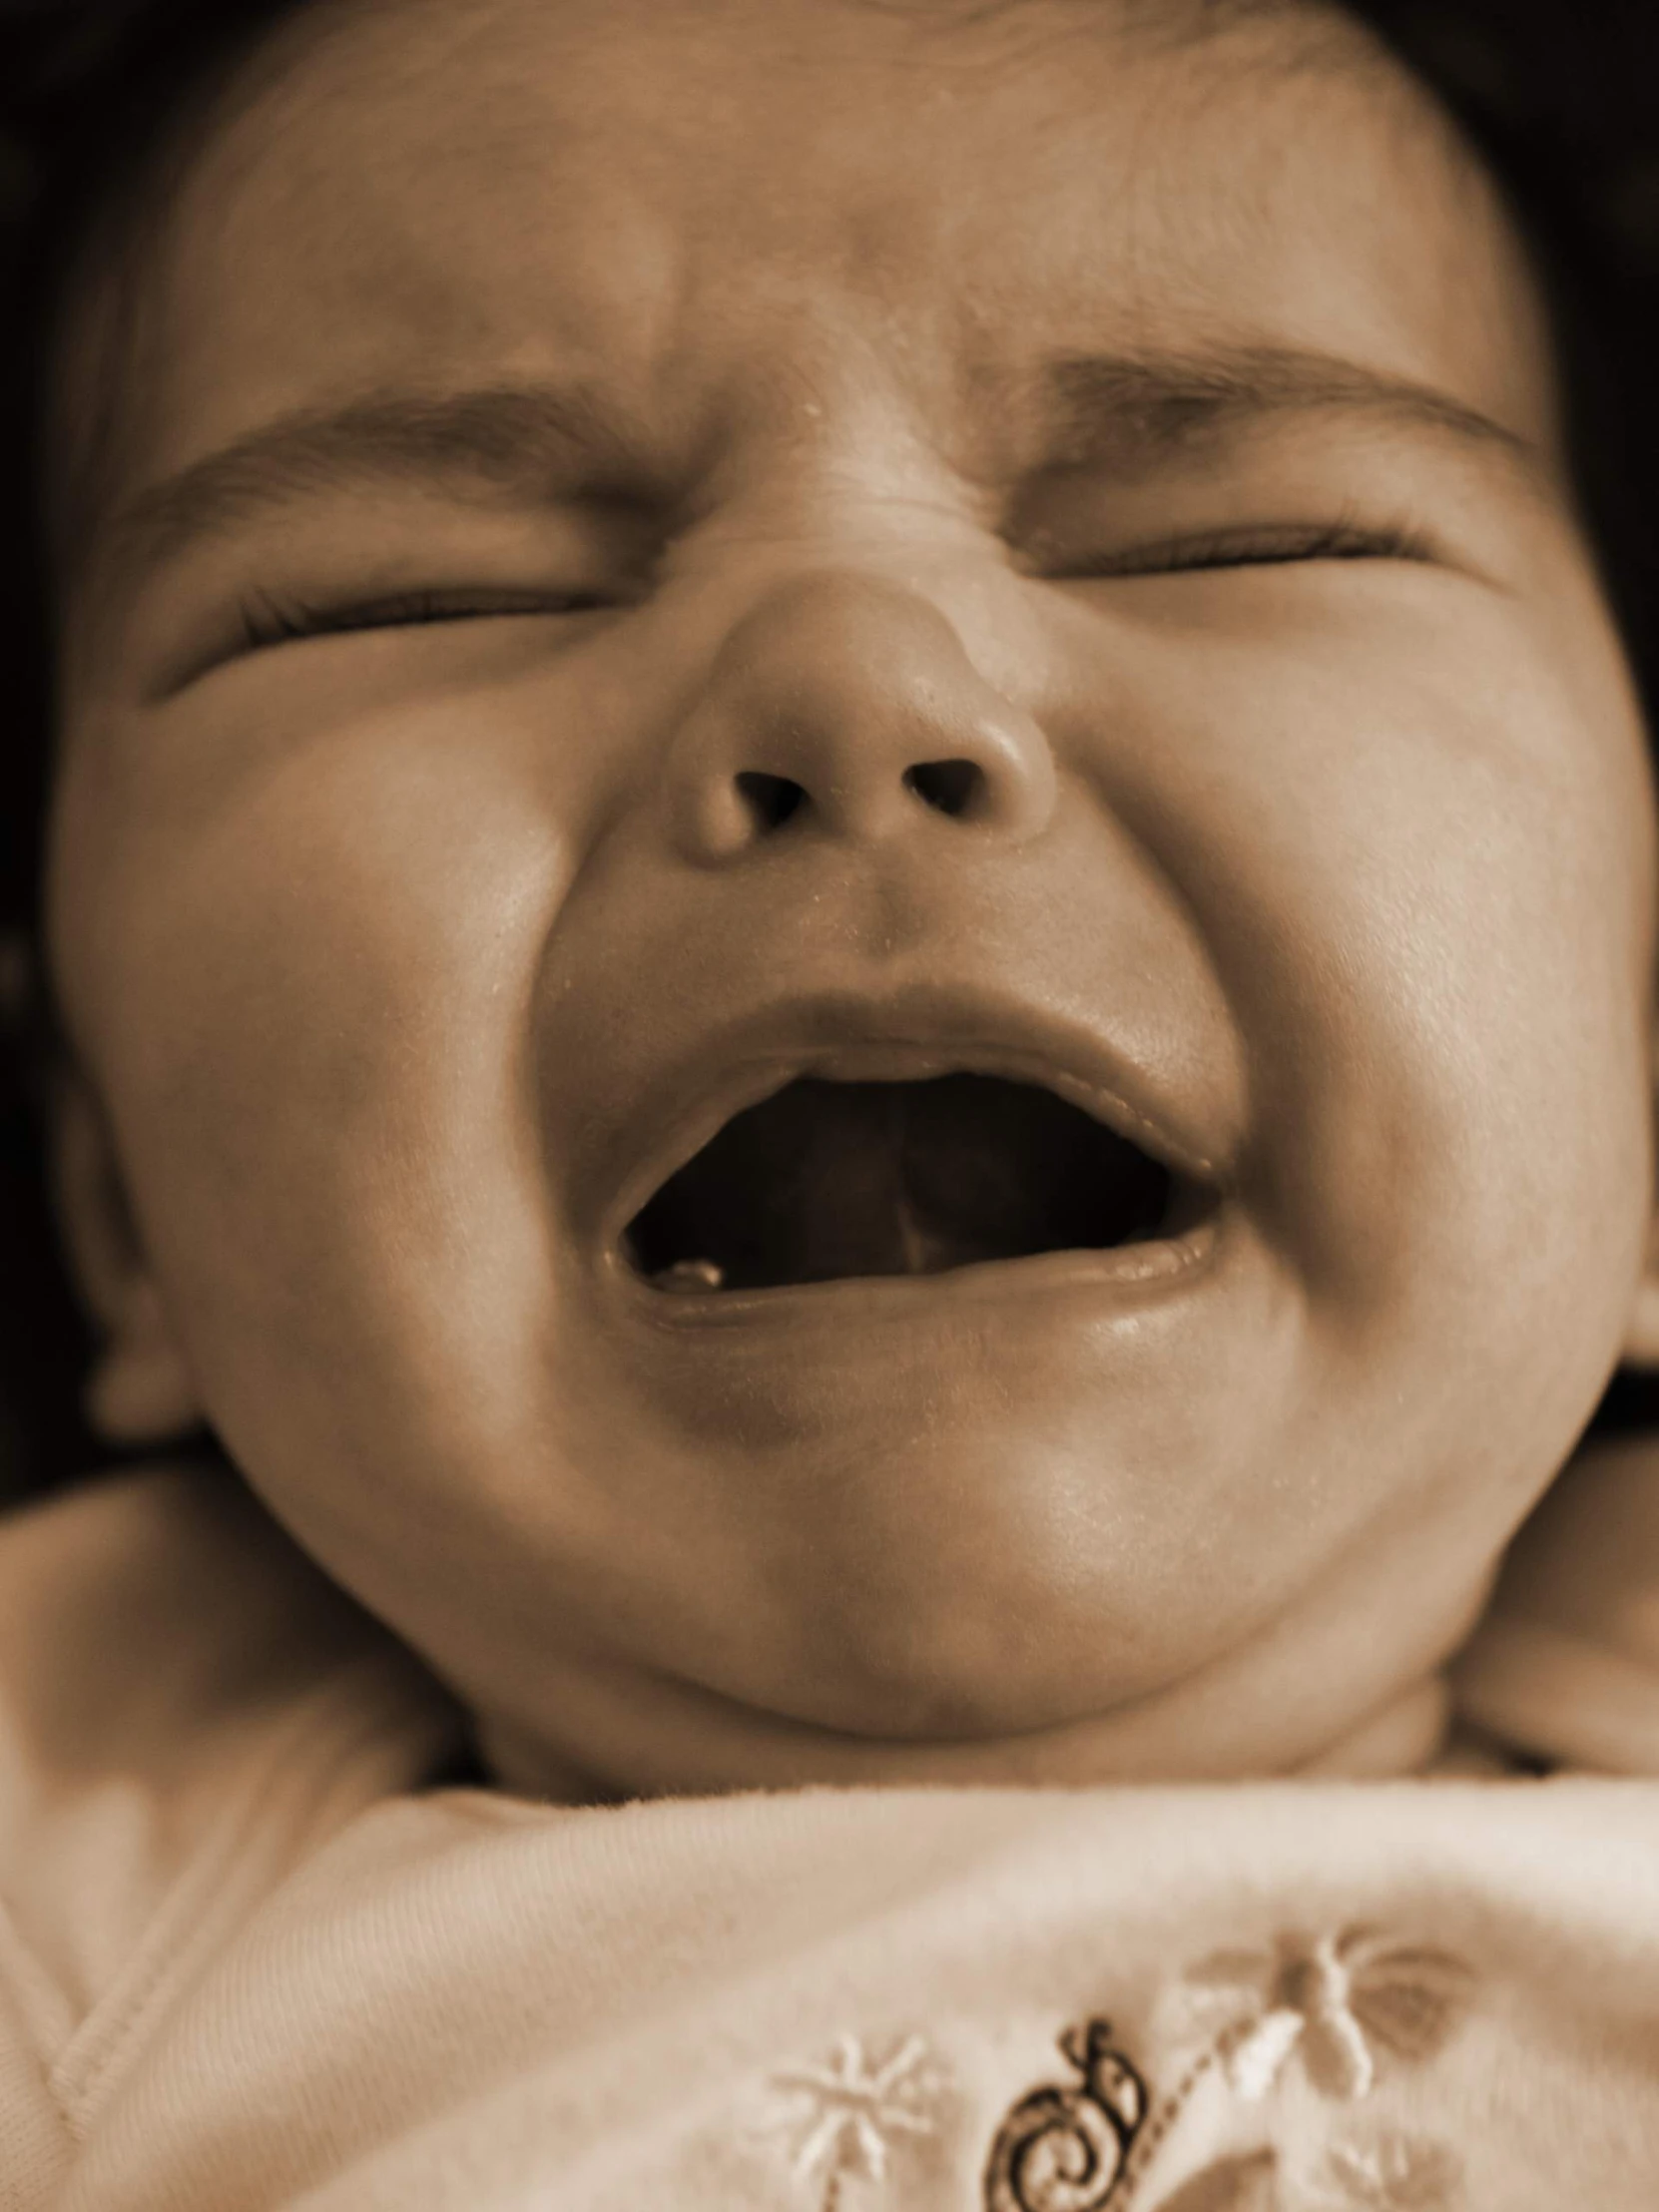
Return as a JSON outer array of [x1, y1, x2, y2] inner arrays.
[[54, 699, 582, 1456], [1090, 595, 1655, 1358]]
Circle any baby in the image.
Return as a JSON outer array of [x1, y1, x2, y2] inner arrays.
[[7, 0, 1659, 2203]]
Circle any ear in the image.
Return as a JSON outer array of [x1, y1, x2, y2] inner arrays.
[[54, 1073, 204, 1444], [1625, 1214, 1659, 1368], [1626, 1037, 1659, 1369]]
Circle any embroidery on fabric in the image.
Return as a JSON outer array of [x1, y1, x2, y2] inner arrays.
[[982, 1929, 1475, 2212], [1148, 2150, 1279, 2212], [743, 1927, 1471, 2211], [1113, 2128, 1461, 2212], [763, 2030, 944, 2209], [1170, 1929, 1475, 2103], [983, 2017, 1148, 2211], [1317, 2133, 1461, 2212]]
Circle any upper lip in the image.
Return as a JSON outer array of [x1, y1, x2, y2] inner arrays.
[[593, 979, 1232, 1266]]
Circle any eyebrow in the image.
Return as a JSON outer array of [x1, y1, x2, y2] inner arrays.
[[86, 342, 1544, 608], [86, 381, 649, 609], [1038, 344, 1542, 479]]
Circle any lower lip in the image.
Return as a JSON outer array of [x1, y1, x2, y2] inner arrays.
[[606, 1210, 1225, 1333]]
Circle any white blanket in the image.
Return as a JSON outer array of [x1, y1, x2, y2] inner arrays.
[[3, 1450, 1658, 2210]]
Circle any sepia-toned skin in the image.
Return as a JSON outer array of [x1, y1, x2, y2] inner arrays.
[[44, 0, 1659, 1796]]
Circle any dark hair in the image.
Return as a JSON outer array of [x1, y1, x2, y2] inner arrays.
[[2, 0, 1659, 1483]]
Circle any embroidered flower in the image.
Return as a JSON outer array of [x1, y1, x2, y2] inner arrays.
[[1178, 1929, 1474, 2103], [1147, 2148, 1279, 2212], [1322, 2132, 1461, 2211], [765, 2031, 943, 2207]]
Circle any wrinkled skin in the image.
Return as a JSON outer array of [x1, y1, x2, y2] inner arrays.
[[48, 0, 1659, 1795]]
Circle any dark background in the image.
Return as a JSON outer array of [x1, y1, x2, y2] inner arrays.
[[1, 56, 88, 1501]]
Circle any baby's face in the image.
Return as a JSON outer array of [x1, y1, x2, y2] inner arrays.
[[48, 0, 1658, 1793]]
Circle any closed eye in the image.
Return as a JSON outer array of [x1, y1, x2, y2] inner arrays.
[[1052, 518, 1437, 581], [235, 584, 615, 652]]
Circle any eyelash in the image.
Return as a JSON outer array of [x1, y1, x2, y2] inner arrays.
[[235, 585, 611, 651], [232, 518, 1431, 654], [1054, 517, 1435, 580]]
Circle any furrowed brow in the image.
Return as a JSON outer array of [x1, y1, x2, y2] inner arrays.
[[88, 382, 646, 605], [1038, 343, 1544, 480]]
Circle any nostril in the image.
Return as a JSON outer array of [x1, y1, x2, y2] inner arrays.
[[903, 758, 985, 819], [735, 771, 808, 831]]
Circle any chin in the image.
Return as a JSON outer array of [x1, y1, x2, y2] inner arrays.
[[684, 1431, 1261, 1742]]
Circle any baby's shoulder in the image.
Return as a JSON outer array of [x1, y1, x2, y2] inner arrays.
[[0, 1464, 456, 2072], [1454, 1430, 1659, 1773]]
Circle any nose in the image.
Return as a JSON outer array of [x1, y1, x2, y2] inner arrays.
[[663, 571, 1058, 863]]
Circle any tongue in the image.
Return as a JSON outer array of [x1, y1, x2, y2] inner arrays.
[[631, 1074, 1168, 1290], [738, 1080, 1016, 1284]]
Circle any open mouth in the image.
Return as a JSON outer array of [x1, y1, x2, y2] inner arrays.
[[623, 1072, 1208, 1295]]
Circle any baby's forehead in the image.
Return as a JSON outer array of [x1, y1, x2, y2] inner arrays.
[[189, 0, 1400, 293], [52, 0, 1555, 611]]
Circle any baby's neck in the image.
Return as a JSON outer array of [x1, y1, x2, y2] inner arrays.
[[464, 1563, 1491, 1804]]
